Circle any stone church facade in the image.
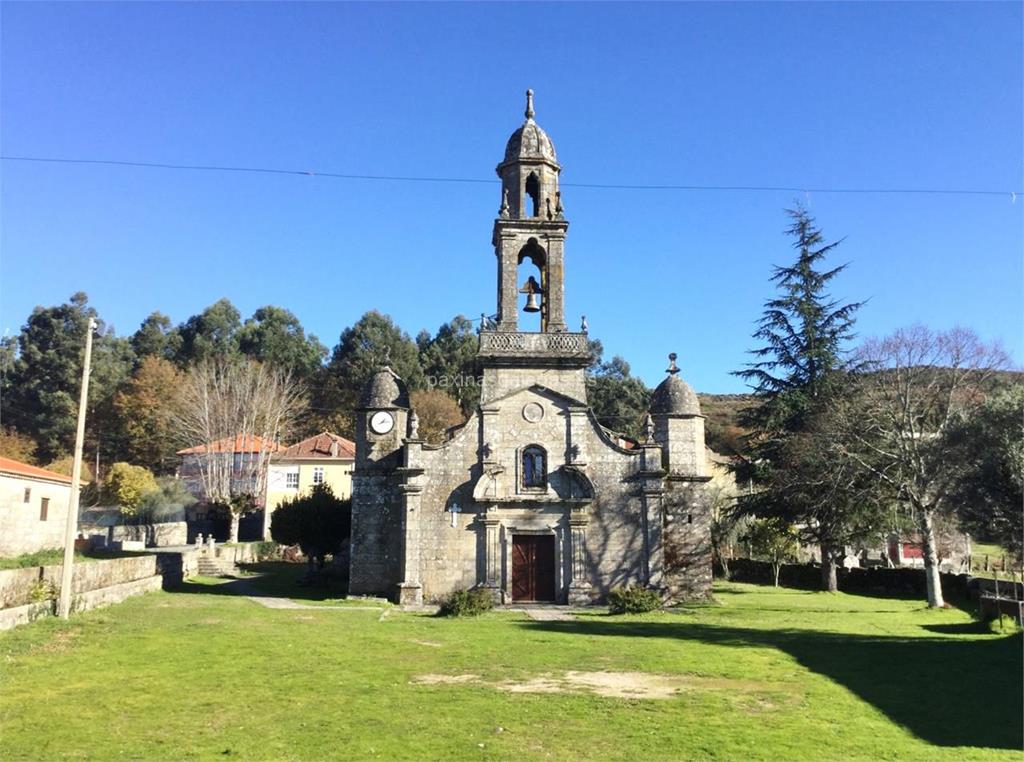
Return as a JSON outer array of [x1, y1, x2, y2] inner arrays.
[[349, 92, 712, 605]]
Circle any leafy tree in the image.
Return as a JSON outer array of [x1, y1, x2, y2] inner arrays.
[[708, 480, 749, 579], [131, 311, 183, 363], [316, 311, 424, 437], [4, 294, 109, 461], [417, 315, 480, 413], [586, 348, 651, 440], [744, 518, 800, 587], [410, 389, 466, 444], [943, 385, 1024, 561], [175, 298, 241, 365], [113, 356, 186, 474], [0, 428, 37, 464], [270, 483, 351, 575], [44, 455, 94, 482], [84, 329, 136, 467], [133, 476, 197, 524], [104, 461, 159, 516], [832, 327, 1012, 607], [733, 207, 865, 591], [238, 306, 327, 381]]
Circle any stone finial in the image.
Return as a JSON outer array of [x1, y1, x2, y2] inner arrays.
[[555, 191, 564, 218], [546, 196, 553, 220], [382, 345, 392, 366], [581, 315, 588, 332], [499, 188, 510, 219], [644, 413, 655, 441], [667, 353, 680, 375], [408, 410, 420, 439], [525, 88, 535, 120]]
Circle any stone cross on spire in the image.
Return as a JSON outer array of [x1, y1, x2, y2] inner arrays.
[[525, 88, 535, 120]]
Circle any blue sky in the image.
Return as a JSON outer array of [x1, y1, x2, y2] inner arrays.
[[2, 2, 1021, 393]]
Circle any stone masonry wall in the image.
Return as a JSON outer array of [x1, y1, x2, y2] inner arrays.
[[349, 472, 403, 597], [0, 554, 159, 610]]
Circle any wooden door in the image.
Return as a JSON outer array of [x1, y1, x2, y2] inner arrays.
[[512, 534, 556, 602]]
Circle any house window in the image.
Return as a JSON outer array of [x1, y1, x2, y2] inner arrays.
[[285, 472, 299, 490], [522, 446, 546, 490], [40, 497, 49, 521], [24, 487, 31, 503], [312, 467, 324, 485]]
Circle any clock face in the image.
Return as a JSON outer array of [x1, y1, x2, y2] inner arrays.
[[369, 411, 394, 435]]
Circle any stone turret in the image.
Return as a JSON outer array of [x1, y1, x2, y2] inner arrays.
[[355, 365, 410, 468], [649, 353, 706, 477]]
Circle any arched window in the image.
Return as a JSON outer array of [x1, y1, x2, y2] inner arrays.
[[522, 445, 547, 489]]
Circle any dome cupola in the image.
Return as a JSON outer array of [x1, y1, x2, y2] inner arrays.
[[359, 366, 410, 410], [650, 354, 701, 417]]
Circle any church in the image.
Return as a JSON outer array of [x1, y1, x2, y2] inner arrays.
[[348, 92, 712, 606]]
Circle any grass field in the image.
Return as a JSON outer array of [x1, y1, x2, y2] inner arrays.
[[0, 567, 1019, 761]]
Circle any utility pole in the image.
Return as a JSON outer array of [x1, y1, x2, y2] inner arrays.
[[58, 317, 97, 620]]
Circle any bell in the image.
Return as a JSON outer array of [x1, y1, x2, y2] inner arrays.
[[523, 291, 541, 313]]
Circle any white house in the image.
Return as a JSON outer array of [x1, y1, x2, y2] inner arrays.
[[0, 456, 78, 557]]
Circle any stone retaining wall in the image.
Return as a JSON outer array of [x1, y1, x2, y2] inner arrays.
[[0, 554, 158, 610], [0, 575, 164, 631]]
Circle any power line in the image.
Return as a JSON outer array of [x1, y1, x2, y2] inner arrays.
[[2, 155, 1019, 199]]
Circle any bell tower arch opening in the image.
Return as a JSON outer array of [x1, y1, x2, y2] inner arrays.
[[524, 172, 541, 218], [517, 239, 546, 332]]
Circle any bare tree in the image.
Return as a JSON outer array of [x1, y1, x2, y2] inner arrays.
[[173, 358, 305, 541], [834, 326, 1010, 607]]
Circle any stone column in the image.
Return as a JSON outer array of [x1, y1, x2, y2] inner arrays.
[[483, 510, 502, 601], [567, 511, 592, 606], [543, 232, 568, 332], [495, 233, 520, 332], [641, 490, 665, 589], [638, 442, 666, 590], [397, 482, 423, 606]]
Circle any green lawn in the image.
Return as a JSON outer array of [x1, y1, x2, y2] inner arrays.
[[0, 570, 1020, 761], [0, 548, 147, 570]]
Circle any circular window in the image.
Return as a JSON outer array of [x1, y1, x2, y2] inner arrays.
[[522, 402, 545, 423]]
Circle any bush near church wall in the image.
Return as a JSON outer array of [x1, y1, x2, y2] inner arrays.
[[726, 559, 973, 599]]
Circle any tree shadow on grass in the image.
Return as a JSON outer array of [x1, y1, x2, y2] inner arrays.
[[170, 562, 351, 603], [518, 618, 1023, 750]]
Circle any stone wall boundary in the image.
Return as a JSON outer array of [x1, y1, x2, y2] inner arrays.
[[0, 554, 158, 610], [0, 574, 164, 631]]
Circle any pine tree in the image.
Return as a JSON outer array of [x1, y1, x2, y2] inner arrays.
[[734, 206, 872, 591]]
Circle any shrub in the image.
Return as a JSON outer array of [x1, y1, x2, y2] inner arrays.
[[254, 541, 280, 561], [437, 588, 495, 617], [131, 476, 196, 524], [607, 586, 662, 614], [988, 614, 1023, 635], [104, 462, 158, 516], [270, 484, 351, 571]]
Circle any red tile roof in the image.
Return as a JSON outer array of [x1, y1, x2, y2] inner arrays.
[[0, 456, 75, 485], [176, 435, 280, 456], [275, 432, 356, 460]]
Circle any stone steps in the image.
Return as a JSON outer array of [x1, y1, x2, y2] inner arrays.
[[196, 556, 237, 577]]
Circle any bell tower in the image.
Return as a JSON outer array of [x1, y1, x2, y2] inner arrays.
[[493, 89, 568, 333]]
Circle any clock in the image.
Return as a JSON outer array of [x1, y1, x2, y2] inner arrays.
[[369, 411, 395, 435]]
